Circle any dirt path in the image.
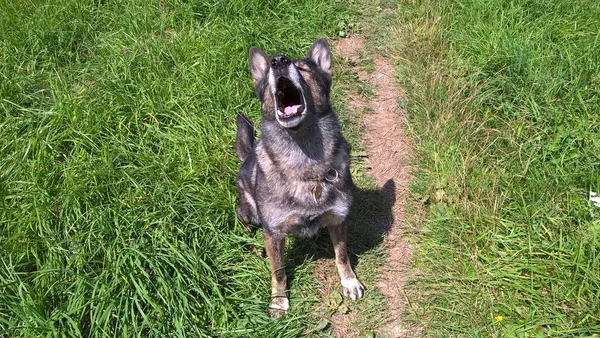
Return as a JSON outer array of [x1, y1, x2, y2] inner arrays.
[[333, 36, 420, 337]]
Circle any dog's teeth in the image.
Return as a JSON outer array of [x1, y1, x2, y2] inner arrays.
[[277, 109, 284, 116]]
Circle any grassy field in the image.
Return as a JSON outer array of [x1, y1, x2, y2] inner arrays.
[[385, 0, 600, 336], [3, 0, 600, 336], [0, 0, 369, 336]]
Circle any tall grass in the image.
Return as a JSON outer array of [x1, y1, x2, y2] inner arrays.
[[391, 0, 600, 336], [0, 0, 352, 336]]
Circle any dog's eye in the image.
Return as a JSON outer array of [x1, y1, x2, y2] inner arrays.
[[295, 63, 311, 72]]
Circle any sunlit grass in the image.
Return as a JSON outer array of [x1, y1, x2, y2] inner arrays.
[[0, 0, 355, 336], [387, 0, 600, 335]]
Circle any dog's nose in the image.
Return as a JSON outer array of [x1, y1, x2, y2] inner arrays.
[[271, 55, 290, 69]]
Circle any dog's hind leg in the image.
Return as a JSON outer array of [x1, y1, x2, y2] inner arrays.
[[327, 221, 365, 301], [264, 232, 289, 317]]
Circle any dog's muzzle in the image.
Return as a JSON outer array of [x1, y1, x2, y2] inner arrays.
[[275, 77, 304, 119], [270, 55, 306, 128]]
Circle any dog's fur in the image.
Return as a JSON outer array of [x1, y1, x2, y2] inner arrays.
[[235, 39, 364, 317]]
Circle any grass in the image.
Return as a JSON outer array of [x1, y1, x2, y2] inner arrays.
[[0, 0, 369, 336], [5, 0, 598, 336], [381, 0, 600, 336]]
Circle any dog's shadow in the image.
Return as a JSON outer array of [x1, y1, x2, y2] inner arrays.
[[287, 179, 396, 282]]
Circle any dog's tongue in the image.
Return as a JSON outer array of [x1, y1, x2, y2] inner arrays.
[[284, 105, 303, 116]]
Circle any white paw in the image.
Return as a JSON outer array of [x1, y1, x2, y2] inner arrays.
[[269, 296, 289, 318], [341, 277, 365, 301]]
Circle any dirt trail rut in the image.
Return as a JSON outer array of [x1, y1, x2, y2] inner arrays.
[[333, 36, 420, 337]]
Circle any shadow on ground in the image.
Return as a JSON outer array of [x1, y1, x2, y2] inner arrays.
[[287, 179, 396, 278]]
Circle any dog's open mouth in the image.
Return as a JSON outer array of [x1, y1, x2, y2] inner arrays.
[[275, 77, 305, 123]]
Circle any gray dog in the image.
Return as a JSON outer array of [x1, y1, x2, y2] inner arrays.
[[235, 39, 364, 317]]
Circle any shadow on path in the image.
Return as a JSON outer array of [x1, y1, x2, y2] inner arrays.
[[288, 179, 396, 277]]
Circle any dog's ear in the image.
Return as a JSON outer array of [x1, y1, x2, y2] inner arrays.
[[249, 47, 270, 87], [307, 39, 331, 75]]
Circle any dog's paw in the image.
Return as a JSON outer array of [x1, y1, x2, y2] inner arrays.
[[269, 296, 289, 318], [341, 277, 365, 301]]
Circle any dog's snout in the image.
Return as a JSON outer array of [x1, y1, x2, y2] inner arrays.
[[271, 55, 290, 69]]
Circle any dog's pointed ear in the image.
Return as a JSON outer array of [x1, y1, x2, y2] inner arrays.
[[249, 47, 270, 87], [307, 39, 331, 75]]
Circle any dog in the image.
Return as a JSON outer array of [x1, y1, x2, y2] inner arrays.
[[235, 39, 364, 317]]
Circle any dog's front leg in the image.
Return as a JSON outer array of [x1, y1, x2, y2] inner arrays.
[[264, 232, 288, 317], [327, 222, 365, 301]]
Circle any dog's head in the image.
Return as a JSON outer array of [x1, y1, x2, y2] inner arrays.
[[249, 39, 332, 129]]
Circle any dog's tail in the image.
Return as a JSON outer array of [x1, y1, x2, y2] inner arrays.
[[235, 113, 255, 162]]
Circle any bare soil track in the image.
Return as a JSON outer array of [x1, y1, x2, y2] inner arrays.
[[330, 35, 421, 337]]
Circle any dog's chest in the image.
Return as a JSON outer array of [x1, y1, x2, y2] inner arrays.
[[291, 178, 336, 204], [262, 177, 351, 236], [252, 128, 352, 235]]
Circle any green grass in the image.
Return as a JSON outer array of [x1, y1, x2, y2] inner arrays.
[[0, 0, 360, 336], [5, 0, 598, 336], [386, 0, 600, 336]]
